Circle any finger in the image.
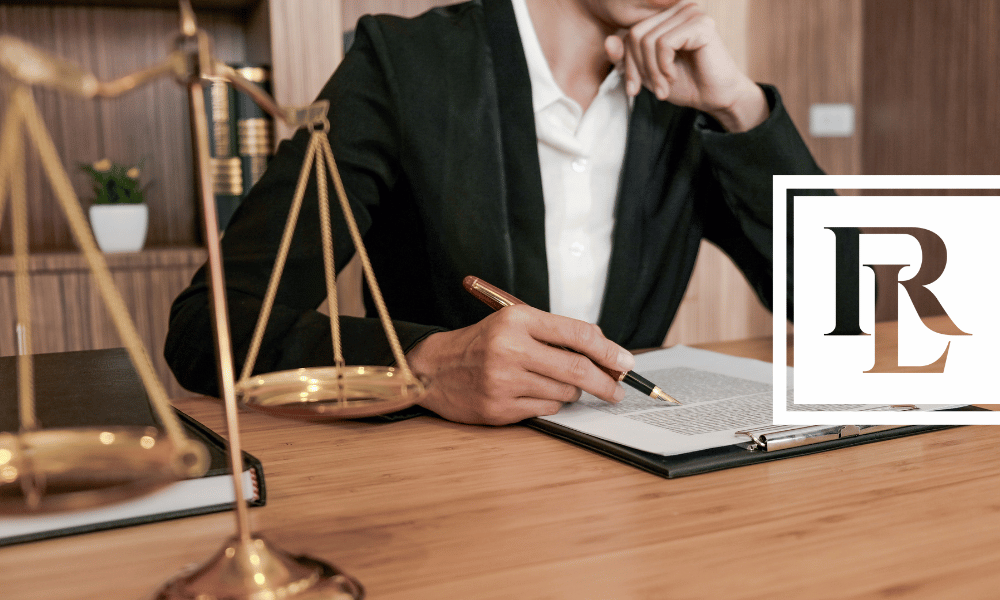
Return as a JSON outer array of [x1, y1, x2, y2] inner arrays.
[[641, 5, 707, 98], [525, 311, 634, 374], [641, 24, 674, 99], [627, 1, 703, 98], [623, 24, 652, 95], [626, 0, 696, 41], [512, 370, 584, 404], [478, 351, 584, 404], [604, 34, 624, 64], [484, 306, 630, 403], [528, 342, 627, 404], [460, 397, 567, 426], [506, 398, 568, 421], [654, 5, 714, 73], [623, 49, 642, 97]]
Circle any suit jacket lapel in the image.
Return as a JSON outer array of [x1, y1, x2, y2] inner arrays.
[[598, 91, 671, 343], [482, 0, 549, 310]]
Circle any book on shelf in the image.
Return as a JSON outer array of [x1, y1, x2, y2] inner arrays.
[[234, 64, 273, 200], [0, 348, 266, 546], [203, 63, 274, 231]]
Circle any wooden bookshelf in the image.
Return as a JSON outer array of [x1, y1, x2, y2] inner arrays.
[[0, 0, 344, 394]]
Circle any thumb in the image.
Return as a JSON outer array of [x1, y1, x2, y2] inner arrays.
[[604, 34, 625, 63]]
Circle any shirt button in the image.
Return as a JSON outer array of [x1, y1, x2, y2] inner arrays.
[[569, 242, 585, 257], [571, 158, 588, 173]]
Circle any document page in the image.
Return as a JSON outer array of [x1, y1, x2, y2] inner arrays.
[[538, 346, 955, 456]]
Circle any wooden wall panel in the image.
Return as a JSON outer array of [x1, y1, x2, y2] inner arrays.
[[0, 247, 207, 398], [748, 0, 863, 177], [863, 0, 1000, 178], [861, 0, 998, 320]]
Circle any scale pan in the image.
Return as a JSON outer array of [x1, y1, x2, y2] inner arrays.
[[236, 366, 428, 420], [0, 426, 209, 514]]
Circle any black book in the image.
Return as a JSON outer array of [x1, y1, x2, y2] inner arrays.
[[233, 63, 274, 203], [204, 76, 242, 231], [0, 348, 265, 546]]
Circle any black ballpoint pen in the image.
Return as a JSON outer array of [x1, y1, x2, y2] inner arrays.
[[463, 276, 681, 405]]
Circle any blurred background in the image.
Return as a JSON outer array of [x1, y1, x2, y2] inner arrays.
[[0, 0, 995, 393]]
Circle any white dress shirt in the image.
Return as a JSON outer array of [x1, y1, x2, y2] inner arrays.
[[511, 0, 631, 324]]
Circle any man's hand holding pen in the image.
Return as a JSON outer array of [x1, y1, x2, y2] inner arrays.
[[405, 303, 636, 426]]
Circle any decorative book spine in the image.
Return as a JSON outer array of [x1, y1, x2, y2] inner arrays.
[[233, 64, 274, 214], [212, 157, 243, 233], [204, 76, 242, 231]]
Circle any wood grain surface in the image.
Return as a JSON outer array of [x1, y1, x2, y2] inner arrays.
[[2, 321, 998, 600]]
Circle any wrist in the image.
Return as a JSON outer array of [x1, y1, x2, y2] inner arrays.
[[706, 80, 769, 133], [405, 330, 448, 378]]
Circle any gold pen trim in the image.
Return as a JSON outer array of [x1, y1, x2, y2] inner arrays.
[[470, 280, 516, 309], [650, 386, 681, 405]]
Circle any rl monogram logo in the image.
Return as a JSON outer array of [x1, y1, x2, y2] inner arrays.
[[772, 176, 1000, 426], [825, 227, 970, 373]]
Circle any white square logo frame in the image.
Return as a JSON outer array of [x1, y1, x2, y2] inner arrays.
[[774, 175, 1000, 426]]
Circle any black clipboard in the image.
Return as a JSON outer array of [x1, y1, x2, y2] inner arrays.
[[524, 406, 983, 478]]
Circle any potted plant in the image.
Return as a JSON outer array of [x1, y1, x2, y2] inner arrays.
[[81, 158, 149, 253]]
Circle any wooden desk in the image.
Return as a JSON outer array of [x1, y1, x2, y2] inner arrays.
[[3, 323, 999, 599]]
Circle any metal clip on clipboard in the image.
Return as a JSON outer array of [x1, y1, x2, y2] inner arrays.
[[736, 405, 919, 452]]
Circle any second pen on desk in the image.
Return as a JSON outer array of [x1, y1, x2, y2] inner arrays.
[[462, 276, 681, 405]]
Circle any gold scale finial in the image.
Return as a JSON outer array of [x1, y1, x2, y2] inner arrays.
[[2, 0, 427, 597]]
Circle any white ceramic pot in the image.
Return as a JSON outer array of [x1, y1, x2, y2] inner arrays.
[[88, 204, 149, 253]]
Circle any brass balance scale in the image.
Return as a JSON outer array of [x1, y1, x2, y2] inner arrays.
[[0, 2, 428, 597]]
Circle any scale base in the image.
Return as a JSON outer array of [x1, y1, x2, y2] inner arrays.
[[152, 534, 363, 599]]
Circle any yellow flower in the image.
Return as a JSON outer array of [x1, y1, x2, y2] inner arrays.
[[126, 167, 140, 179], [92, 158, 112, 172]]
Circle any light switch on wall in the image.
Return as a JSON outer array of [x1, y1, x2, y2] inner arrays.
[[809, 103, 855, 137]]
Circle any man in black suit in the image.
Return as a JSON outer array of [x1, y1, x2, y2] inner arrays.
[[166, 0, 825, 425]]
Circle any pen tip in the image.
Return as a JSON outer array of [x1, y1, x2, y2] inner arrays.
[[652, 387, 681, 405]]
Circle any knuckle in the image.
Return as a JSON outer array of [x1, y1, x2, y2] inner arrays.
[[601, 343, 621, 367], [506, 304, 533, 321], [566, 353, 592, 382], [682, 1, 702, 14], [641, 33, 658, 55], [559, 384, 582, 403], [479, 366, 502, 390], [571, 322, 602, 348], [478, 403, 506, 425], [483, 333, 511, 357], [490, 305, 528, 332]]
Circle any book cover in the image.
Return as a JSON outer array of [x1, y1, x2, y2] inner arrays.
[[233, 63, 274, 202], [0, 348, 265, 546], [203, 76, 242, 231]]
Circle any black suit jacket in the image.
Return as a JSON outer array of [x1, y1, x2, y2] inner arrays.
[[165, 0, 826, 397]]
